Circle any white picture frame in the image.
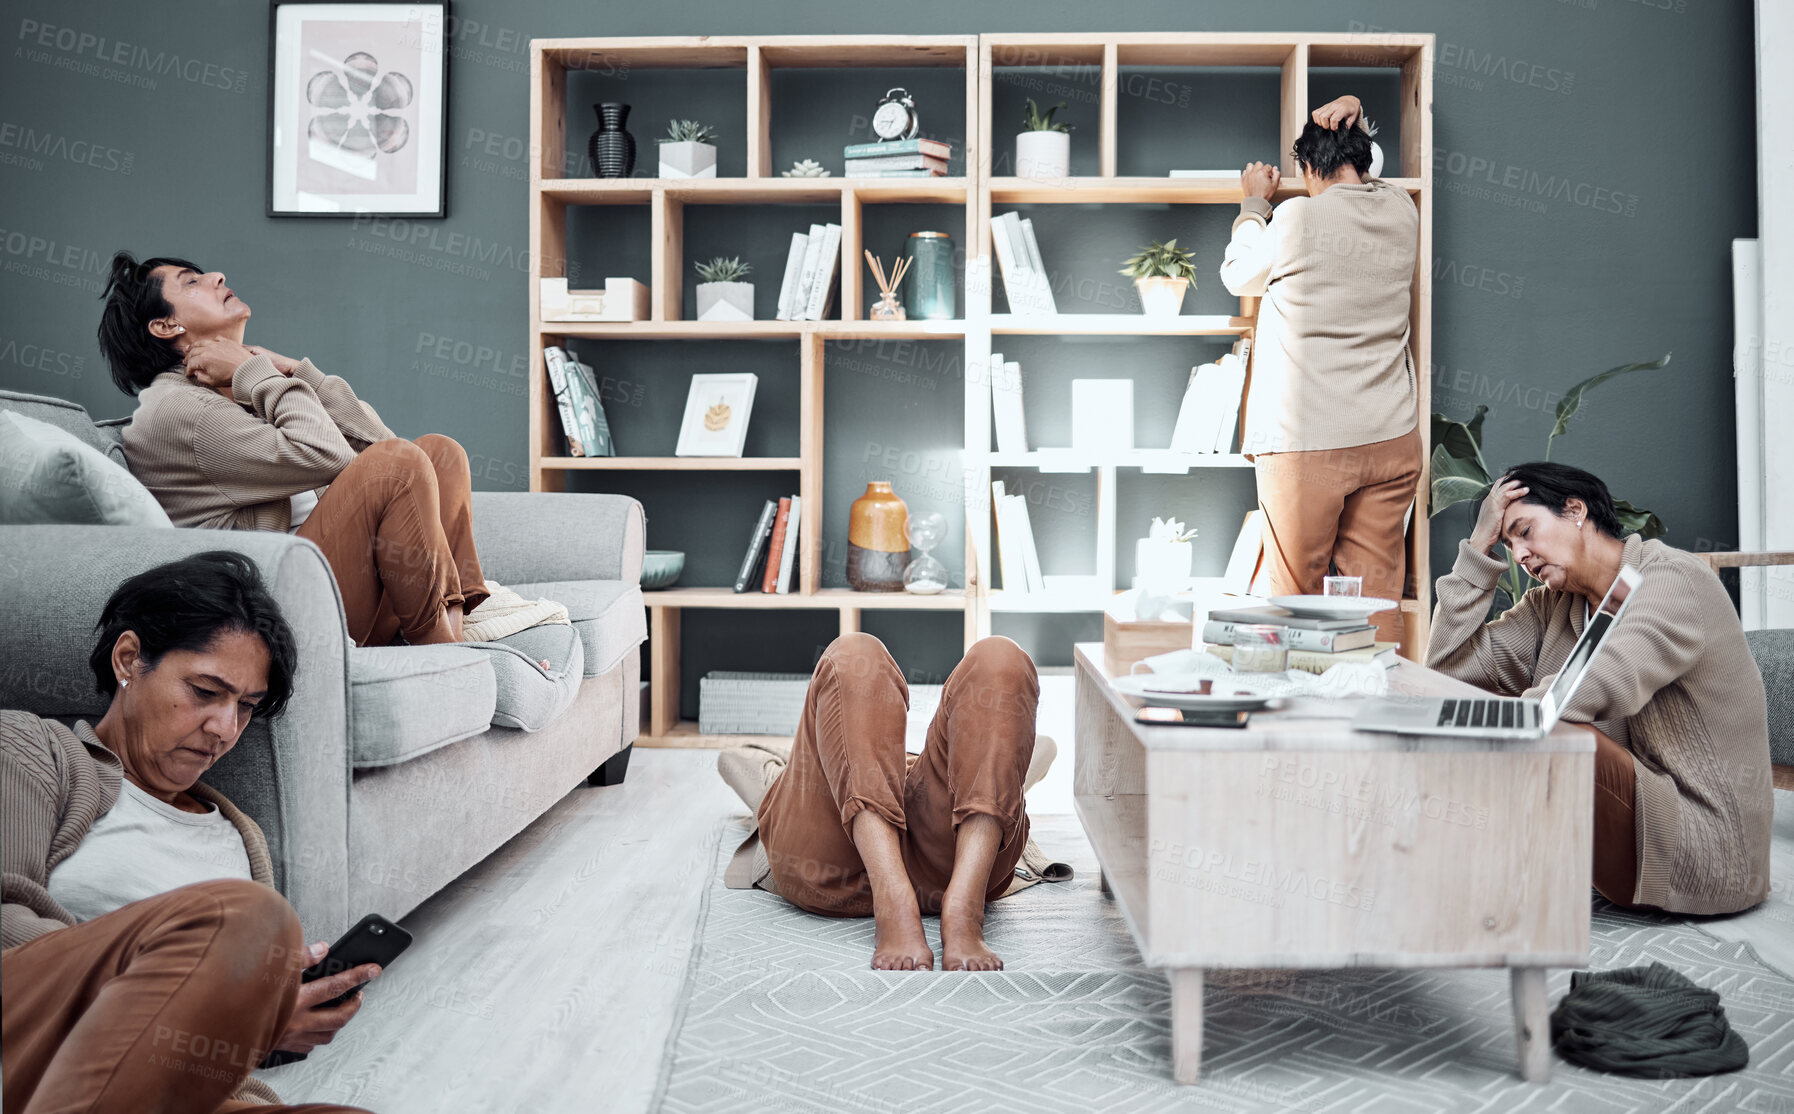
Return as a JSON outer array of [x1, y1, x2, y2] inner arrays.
[[268, 1, 448, 217], [675, 373, 758, 457]]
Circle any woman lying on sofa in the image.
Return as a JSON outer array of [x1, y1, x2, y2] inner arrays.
[[1428, 461, 1774, 915], [1, 552, 374, 1113], [98, 250, 487, 647]]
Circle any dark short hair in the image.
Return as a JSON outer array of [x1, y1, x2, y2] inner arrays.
[[89, 551, 298, 720], [1501, 461, 1623, 539], [1292, 121, 1373, 179], [98, 250, 202, 395]]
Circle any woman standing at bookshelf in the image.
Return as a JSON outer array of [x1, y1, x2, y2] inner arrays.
[[1219, 95, 1421, 644], [99, 251, 489, 647]]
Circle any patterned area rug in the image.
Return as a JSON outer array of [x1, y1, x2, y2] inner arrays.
[[651, 816, 1794, 1114]]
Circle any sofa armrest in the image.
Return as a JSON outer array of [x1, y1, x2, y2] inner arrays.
[[469, 491, 645, 586], [0, 525, 353, 938]]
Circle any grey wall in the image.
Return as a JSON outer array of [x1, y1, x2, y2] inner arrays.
[[0, 0, 1756, 686]]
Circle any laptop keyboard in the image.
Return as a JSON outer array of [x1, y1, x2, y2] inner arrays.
[[1437, 698, 1532, 730]]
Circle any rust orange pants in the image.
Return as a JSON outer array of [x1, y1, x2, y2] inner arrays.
[[298, 435, 489, 647], [1254, 426, 1423, 644], [1589, 726, 1641, 908], [757, 634, 1038, 917], [1, 879, 368, 1114]]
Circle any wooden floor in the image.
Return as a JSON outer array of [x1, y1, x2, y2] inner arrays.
[[261, 672, 1794, 1112]]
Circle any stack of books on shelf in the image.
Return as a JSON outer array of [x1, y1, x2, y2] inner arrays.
[[774, 223, 842, 321], [543, 345, 615, 457], [1168, 345, 1249, 455], [990, 481, 1045, 594], [842, 138, 951, 177], [991, 211, 1056, 315], [734, 496, 803, 594], [1201, 604, 1398, 674]]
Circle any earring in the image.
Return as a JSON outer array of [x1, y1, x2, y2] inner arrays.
[[1577, 518, 1584, 530], [120, 678, 129, 688], [174, 326, 185, 333]]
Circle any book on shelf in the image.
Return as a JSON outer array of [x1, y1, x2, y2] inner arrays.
[[1012, 495, 1046, 593], [761, 498, 792, 593], [774, 231, 809, 321], [1220, 510, 1267, 595], [1208, 352, 1246, 453], [790, 223, 827, 321], [800, 223, 842, 321], [1207, 604, 1375, 633], [1168, 353, 1247, 455], [990, 212, 1055, 316], [852, 169, 948, 178], [1200, 621, 1377, 653], [990, 354, 1028, 454], [774, 495, 801, 594], [990, 481, 1046, 594], [1203, 641, 1400, 674], [734, 499, 779, 593], [543, 345, 614, 458], [844, 153, 949, 174], [843, 138, 952, 160]]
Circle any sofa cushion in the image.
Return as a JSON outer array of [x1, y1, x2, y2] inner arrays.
[[508, 580, 645, 677], [1746, 629, 1794, 767], [349, 644, 497, 768], [0, 389, 127, 467], [0, 410, 172, 527], [469, 621, 584, 731]]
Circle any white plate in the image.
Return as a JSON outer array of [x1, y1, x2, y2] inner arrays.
[[1112, 674, 1276, 712], [1268, 595, 1400, 621]]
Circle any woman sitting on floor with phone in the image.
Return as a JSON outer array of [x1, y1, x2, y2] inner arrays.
[[1428, 461, 1773, 915], [99, 250, 488, 648], [1, 552, 375, 1113]]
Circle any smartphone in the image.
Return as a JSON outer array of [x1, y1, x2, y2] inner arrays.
[[1135, 705, 1250, 729], [303, 913, 413, 1008]]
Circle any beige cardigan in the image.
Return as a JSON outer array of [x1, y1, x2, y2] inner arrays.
[[122, 354, 395, 531], [1427, 535, 1774, 914], [1, 710, 285, 1105]]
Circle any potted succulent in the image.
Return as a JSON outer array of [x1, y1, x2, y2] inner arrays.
[[1015, 98, 1072, 179], [657, 119, 718, 179], [695, 256, 753, 321], [1119, 239, 1197, 316]]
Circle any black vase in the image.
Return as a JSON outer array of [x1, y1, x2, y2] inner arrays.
[[588, 103, 635, 178]]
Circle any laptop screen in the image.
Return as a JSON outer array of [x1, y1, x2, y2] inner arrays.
[[1541, 567, 1639, 722]]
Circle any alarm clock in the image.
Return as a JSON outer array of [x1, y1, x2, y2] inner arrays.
[[872, 87, 919, 142]]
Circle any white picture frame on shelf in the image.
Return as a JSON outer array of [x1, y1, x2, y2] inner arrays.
[[675, 373, 757, 457]]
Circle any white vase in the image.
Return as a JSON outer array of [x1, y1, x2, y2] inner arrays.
[[658, 141, 717, 179], [696, 281, 754, 321], [1135, 538, 1194, 591], [1015, 130, 1070, 179], [1134, 276, 1189, 316]]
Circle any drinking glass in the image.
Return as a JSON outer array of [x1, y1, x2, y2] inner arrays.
[[1323, 575, 1363, 598]]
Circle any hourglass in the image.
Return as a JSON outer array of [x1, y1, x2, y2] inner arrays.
[[902, 511, 948, 595]]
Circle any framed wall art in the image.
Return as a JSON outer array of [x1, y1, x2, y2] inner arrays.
[[268, 1, 449, 217], [676, 373, 758, 457]]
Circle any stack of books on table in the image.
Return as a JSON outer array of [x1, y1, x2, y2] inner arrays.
[[733, 496, 803, 594], [1201, 604, 1398, 673], [773, 223, 842, 320], [843, 138, 952, 177]]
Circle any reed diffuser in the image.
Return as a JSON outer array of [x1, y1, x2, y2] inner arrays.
[[864, 249, 910, 321]]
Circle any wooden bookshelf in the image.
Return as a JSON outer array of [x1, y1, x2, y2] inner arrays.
[[527, 31, 1435, 747]]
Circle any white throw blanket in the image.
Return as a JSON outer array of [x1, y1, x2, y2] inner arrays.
[[461, 581, 569, 643]]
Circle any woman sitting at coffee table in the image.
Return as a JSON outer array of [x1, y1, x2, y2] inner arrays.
[[1427, 461, 1772, 914]]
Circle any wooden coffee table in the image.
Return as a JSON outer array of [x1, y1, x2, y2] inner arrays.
[[1073, 643, 1594, 1085]]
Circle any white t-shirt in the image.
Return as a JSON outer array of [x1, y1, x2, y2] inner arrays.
[[47, 778, 254, 923], [289, 486, 323, 532]]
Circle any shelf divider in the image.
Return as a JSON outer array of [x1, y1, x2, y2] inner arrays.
[[748, 45, 773, 178], [1100, 43, 1119, 178], [1280, 44, 1310, 180]]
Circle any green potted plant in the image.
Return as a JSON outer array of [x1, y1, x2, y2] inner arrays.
[[1016, 98, 1072, 179], [1119, 239, 1197, 316], [695, 256, 753, 321], [658, 119, 718, 179]]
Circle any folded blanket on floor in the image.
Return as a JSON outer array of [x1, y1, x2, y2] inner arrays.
[[461, 580, 569, 643], [1549, 962, 1750, 1076]]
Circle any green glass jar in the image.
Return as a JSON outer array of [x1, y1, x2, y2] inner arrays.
[[904, 231, 955, 320]]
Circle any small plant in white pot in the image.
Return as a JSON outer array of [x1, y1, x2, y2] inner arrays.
[[1119, 239, 1196, 316], [658, 119, 718, 178], [695, 256, 753, 321], [1015, 98, 1071, 179]]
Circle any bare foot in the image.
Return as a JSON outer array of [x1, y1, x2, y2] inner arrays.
[[941, 894, 1002, 971], [871, 896, 934, 971]]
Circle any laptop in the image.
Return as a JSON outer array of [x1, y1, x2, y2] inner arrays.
[[1351, 565, 1640, 739]]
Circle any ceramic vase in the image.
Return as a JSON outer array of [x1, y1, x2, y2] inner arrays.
[[588, 103, 635, 178], [1015, 130, 1070, 179], [696, 281, 754, 321], [658, 140, 717, 178], [846, 481, 909, 592], [1134, 275, 1189, 316]]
